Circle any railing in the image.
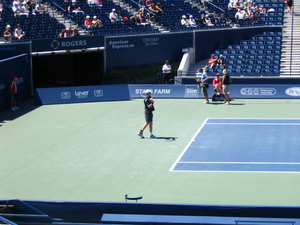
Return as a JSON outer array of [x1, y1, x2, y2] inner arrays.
[[203, 0, 225, 15], [289, 0, 294, 75]]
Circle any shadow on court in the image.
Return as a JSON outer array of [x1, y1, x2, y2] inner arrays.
[[0, 99, 40, 126], [155, 137, 178, 141]]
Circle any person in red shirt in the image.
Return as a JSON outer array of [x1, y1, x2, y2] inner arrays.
[[212, 73, 223, 95], [10, 77, 18, 111], [208, 54, 218, 68]]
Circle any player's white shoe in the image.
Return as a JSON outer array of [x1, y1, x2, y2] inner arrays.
[[149, 134, 156, 138]]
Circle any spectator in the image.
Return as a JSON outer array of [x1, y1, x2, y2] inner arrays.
[[35, 1, 45, 13], [199, 14, 206, 27], [208, 54, 218, 68], [130, 12, 140, 25], [12, 3, 21, 17], [228, 0, 235, 10], [251, 2, 258, 13], [84, 15, 92, 29], [139, 9, 147, 24], [187, 15, 197, 27], [155, 2, 163, 13], [72, 27, 80, 36], [109, 8, 117, 22], [205, 14, 213, 26], [149, 3, 158, 13], [138, 0, 145, 8], [211, 14, 219, 26], [116, 9, 123, 21], [4, 25, 14, 43], [58, 29, 66, 38], [145, 0, 152, 8], [28, 1, 36, 15], [235, 8, 245, 26], [14, 24, 25, 39], [219, 13, 226, 26], [212, 73, 223, 95], [249, 11, 255, 21], [0, 0, 4, 13], [92, 15, 102, 27], [259, 4, 266, 14], [64, 27, 71, 37], [181, 15, 188, 26], [218, 55, 226, 65], [287, 0, 293, 14], [68, 0, 83, 14], [20, 2, 29, 16], [233, 0, 241, 9]]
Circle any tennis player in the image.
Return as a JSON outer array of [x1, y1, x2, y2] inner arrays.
[[138, 89, 156, 138]]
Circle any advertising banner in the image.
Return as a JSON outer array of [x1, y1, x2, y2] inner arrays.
[[35, 84, 130, 105], [31, 35, 105, 52], [0, 43, 32, 112], [105, 32, 193, 70], [129, 84, 300, 99]]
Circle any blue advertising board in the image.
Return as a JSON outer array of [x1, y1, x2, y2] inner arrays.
[[105, 32, 193, 70], [31, 35, 105, 52], [35, 84, 130, 105], [0, 43, 32, 112], [129, 84, 300, 99]]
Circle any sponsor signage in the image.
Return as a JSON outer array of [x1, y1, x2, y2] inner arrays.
[[32, 36, 105, 52], [129, 84, 300, 99], [35, 84, 130, 105]]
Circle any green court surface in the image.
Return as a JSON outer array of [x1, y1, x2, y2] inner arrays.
[[1, 98, 300, 206]]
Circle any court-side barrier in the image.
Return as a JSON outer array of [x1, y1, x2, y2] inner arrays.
[[128, 84, 300, 99], [0, 43, 32, 112], [35, 84, 130, 105]]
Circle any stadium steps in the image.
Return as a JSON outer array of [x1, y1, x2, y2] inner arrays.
[[46, 2, 83, 35], [280, 1, 300, 76]]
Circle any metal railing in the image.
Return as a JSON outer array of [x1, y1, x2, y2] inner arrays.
[[289, 0, 294, 75]]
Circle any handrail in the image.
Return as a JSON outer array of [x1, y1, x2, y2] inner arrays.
[[130, 0, 155, 16], [289, 1, 294, 75], [204, 0, 225, 14]]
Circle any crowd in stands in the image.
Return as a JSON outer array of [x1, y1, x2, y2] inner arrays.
[[0, 0, 286, 42]]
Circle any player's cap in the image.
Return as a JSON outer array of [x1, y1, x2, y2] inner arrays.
[[216, 73, 220, 76], [6, 25, 10, 28], [182, 15, 186, 18], [145, 89, 152, 94], [93, 15, 97, 19], [223, 69, 228, 74], [12, 77, 17, 80]]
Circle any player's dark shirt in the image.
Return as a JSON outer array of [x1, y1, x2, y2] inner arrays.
[[144, 97, 155, 111]]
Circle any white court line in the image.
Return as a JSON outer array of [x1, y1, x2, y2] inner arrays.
[[169, 118, 208, 172], [178, 162, 300, 165], [169, 118, 300, 173], [206, 123, 300, 125], [171, 170, 300, 174]]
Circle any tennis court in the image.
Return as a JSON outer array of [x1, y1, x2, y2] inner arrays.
[[1, 98, 300, 206], [171, 118, 300, 172]]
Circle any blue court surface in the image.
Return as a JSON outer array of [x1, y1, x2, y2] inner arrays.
[[170, 119, 300, 173]]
